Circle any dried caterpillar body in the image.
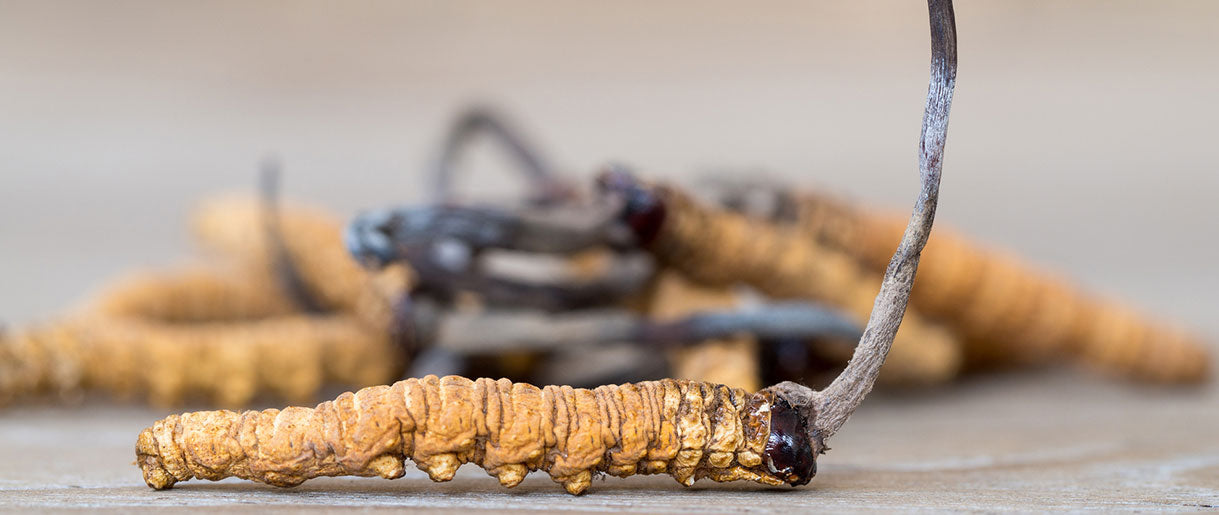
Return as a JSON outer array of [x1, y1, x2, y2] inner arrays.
[[136, 375, 816, 494], [191, 195, 396, 322], [90, 267, 300, 323], [0, 268, 401, 408], [609, 178, 962, 384], [1, 314, 396, 408], [790, 191, 1210, 383]]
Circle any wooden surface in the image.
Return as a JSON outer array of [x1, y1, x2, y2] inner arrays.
[[2, 371, 1216, 512]]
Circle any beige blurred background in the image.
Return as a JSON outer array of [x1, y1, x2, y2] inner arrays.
[[1, 0, 1216, 334]]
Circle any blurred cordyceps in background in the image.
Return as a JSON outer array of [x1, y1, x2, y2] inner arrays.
[[0, 194, 409, 408], [603, 173, 964, 385], [738, 185, 1211, 383], [706, 179, 1213, 384], [1, 104, 1211, 415]]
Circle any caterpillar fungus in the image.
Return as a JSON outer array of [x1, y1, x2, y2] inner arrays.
[[1, 194, 409, 408], [190, 191, 413, 369], [787, 191, 1211, 383], [135, 0, 957, 493], [0, 268, 398, 408], [136, 375, 816, 494], [191, 194, 409, 328], [599, 172, 962, 385]]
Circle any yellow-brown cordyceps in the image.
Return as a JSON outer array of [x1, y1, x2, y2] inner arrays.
[[602, 175, 962, 384], [191, 194, 408, 327], [134, 0, 961, 497], [136, 375, 816, 494], [91, 267, 300, 323], [0, 196, 409, 408], [787, 190, 1210, 383], [0, 267, 401, 408]]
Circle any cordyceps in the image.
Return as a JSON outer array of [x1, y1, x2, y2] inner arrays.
[[191, 193, 407, 327], [599, 173, 962, 384], [1, 184, 409, 408], [134, 0, 958, 493], [772, 188, 1211, 383], [0, 267, 399, 408], [136, 375, 814, 494]]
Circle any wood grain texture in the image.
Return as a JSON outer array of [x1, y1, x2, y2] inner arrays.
[[3, 372, 1216, 512]]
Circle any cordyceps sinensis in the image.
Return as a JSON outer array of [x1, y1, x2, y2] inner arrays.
[[744, 184, 1211, 383], [134, 0, 957, 493], [0, 267, 399, 408], [136, 375, 817, 494], [1, 174, 410, 408], [191, 191, 409, 329], [598, 173, 962, 384]]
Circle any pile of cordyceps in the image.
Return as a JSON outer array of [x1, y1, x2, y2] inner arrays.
[[1, 106, 1209, 413], [8, 6, 1217, 493]]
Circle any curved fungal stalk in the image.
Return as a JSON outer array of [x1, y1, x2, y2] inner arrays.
[[193, 193, 401, 324], [259, 158, 326, 314], [1, 182, 412, 408], [431, 106, 575, 206], [134, 0, 956, 493], [809, 0, 956, 439]]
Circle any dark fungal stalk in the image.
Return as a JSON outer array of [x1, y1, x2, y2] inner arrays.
[[259, 158, 327, 314], [768, 0, 957, 454], [431, 105, 576, 207]]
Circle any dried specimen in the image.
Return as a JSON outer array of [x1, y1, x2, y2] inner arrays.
[[599, 171, 962, 384], [192, 193, 405, 326], [135, 0, 956, 493], [137, 375, 814, 494], [756, 187, 1210, 383], [0, 266, 400, 408], [1, 182, 409, 407], [91, 267, 299, 323], [193, 186, 413, 353]]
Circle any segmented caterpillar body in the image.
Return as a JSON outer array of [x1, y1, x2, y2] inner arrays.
[[1, 261, 403, 408], [791, 191, 1211, 383], [90, 267, 300, 323], [0, 313, 397, 408], [607, 178, 962, 384], [136, 375, 816, 494]]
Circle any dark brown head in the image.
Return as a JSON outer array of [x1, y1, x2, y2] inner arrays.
[[595, 165, 667, 246], [763, 395, 818, 486]]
